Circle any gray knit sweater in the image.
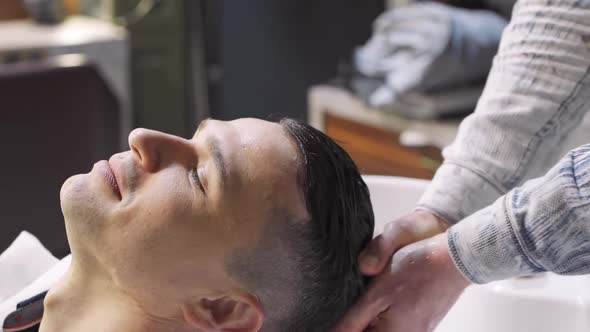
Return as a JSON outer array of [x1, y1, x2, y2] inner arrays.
[[417, 0, 590, 283]]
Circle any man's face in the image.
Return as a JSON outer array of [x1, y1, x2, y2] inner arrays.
[[60, 118, 307, 306]]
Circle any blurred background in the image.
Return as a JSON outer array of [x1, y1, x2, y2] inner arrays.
[[0, 0, 515, 256]]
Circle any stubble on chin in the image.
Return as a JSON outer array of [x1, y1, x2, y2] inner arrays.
[[61, 174, 102, 219], [60, 174, 107, 251]]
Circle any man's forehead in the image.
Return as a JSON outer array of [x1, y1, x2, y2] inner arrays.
[[239, 133, 307, 223]]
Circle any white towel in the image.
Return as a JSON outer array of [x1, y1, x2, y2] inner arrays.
[[0, 231, 58, 302], [0, 255, 71, 326]]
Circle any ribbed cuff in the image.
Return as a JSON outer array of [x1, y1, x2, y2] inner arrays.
[[417, 162, 504, 225], [447, 196, 542, 284]]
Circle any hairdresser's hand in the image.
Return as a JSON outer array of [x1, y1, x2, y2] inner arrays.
[[332, 231, 470, 332], [359, 210, 449, 275], [331, 210, 456, 332]]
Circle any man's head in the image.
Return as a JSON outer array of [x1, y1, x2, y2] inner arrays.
[[60, 118, 374, 331]]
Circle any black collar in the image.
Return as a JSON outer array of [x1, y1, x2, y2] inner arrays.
[[2, 291, 46, 332]]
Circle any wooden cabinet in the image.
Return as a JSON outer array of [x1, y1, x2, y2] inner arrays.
[[0, 0, 27, 21], [325, 113, 442, 179], [309, 85, 460, 179]]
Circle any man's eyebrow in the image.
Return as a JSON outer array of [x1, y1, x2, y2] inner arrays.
[[194, 118, 228, 189], [206, 135, 228, 188]]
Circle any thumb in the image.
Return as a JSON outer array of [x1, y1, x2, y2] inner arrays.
[[360, 211, 449, 276], [359, 218, 415, 275], [359, 234, 395, 276]]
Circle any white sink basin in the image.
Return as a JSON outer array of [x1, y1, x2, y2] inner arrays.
[[363, 175, 590, 332]]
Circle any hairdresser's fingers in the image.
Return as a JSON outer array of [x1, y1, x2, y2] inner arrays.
[[359, 234, 399, 276], [363, 315, 398, 332], [370, 318, 417, 332], [360, 210, 448, 275], [330, 278, 390, 332], [359, 216, 421, 275]]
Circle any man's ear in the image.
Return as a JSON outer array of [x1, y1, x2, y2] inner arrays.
[[182, 293, 264, 332]]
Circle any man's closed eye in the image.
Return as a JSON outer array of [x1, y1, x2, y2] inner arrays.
[[190, 167, 207, 195]]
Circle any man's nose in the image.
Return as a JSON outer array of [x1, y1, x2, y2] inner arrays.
[[128, 128, 190, 172]]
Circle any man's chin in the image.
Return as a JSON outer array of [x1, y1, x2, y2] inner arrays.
[[60, 173, 109, 260], [60, 174, 87, 214], [60, 173, 108, 227]]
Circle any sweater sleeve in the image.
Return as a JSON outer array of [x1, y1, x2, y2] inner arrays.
[[417, 0, 590, 224], [449, 144, 590, 283]]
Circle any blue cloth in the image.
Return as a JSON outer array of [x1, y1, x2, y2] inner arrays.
[[354, 2, 507, 107]]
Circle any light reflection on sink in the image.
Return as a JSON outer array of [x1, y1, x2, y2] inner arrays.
[[436, 273, 590, 332]]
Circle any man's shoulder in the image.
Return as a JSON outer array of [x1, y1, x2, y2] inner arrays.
[[2, 291, 46, 332]]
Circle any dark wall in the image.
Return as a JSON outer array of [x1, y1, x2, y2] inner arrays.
[[0, 61, 120, 257], [208, 0, 384, 121]]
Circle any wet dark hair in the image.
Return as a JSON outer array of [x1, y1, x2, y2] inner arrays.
[[228, 119, 375, 331]]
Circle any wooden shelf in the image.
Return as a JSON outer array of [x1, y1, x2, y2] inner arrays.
[[325, 113, 442, 179], [309, 85, 460, 179]]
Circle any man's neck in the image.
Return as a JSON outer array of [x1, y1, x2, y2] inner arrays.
[[39, 264, 191, 332]]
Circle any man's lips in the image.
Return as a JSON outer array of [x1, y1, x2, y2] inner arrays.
[[95, 160, 122, 200]]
